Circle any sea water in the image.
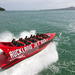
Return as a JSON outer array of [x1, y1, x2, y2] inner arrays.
[[0, 10, 75, 75]]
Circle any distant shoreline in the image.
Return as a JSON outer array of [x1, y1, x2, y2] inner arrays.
[[39, 7, 75, 11], [52, 7, 75, 10], [1, 7, 75, 11]]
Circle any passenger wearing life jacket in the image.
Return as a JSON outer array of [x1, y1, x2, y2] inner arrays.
[[36, 33, 40, 36], [39, 34, 49, 38], [25, 36, 27, 39], [19, 38, 26, 43], [12, 39, 16, 45], [30, 35, 33, 38], [19, 38, 23, 41], [19, 38, 31, 45], [34, 35, 42, 40], [12, 39, 24, 46]]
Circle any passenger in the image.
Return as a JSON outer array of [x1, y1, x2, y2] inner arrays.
[[30, 35, 33, 38], [19, 38, 26, 43], [12, 39, 15, 42], [25, 42, 31, 45], [35, 35, 42, 40], [12, 39, 24, 46], [31, 39, 37, 43], [39, 34, 43, 37], [40, 34, 49, 38], [19, 38, 23, 41], [12, 39, 17, 46], [25, 36, 27, 39], [19, 38, 30, 45], [36, 33, 39, 36], [31, 35, 35, 38]]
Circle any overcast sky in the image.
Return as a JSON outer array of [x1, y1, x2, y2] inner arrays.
[[0, 0, 75, 10]]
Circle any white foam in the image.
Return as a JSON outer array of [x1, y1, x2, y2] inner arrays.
[[19, 30, 36, 39], [68, 23, 75, 33], [0, 31, 15, 42], [0, 30, 59, 75]]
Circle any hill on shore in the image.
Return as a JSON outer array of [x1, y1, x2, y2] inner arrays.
[[40, 7, 75, 11], [0, 7, 5, 11], [52, 7, 75, 10]]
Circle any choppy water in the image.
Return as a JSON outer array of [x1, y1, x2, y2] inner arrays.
[[0, 10, 75, 75]]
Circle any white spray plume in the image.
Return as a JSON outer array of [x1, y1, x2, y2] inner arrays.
[[0, 30, 58, 75], [0, 31, 14, 42], [19, 30, 36, 39]]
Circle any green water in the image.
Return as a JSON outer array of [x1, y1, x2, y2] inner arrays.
[[0, 10, 75, 75]]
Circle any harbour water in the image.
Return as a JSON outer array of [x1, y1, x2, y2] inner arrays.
[[0, 10, 75, 75]]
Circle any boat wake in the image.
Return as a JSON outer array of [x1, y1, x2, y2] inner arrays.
[[0, 30, 59, 75]]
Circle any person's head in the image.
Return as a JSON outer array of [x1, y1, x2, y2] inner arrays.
[[12, 39, 15, 41], [25, 36, 27, 39], [30, 35, 32, 38], [37, 33, 39, 35], [19, 38, 22, 40]]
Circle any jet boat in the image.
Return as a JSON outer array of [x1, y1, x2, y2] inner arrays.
[[0, 33, 56, 69]]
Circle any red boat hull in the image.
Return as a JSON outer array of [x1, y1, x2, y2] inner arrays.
[[0, 33, 56, 70]]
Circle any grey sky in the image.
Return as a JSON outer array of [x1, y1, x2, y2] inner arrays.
[[0, 0, 75, 10]]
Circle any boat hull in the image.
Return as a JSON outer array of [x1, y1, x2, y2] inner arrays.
[[2, 41, 50, 69], [0, 33, 56, 70]]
